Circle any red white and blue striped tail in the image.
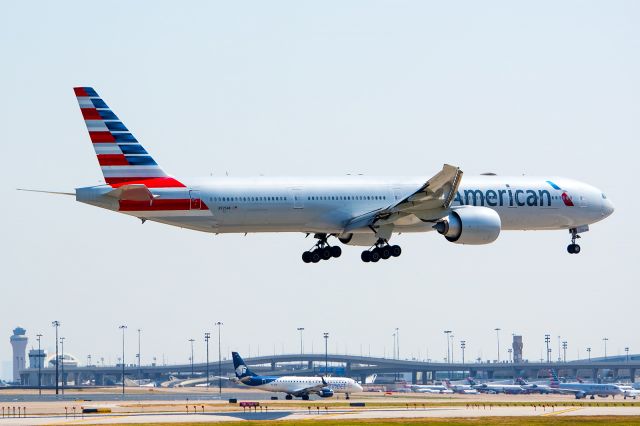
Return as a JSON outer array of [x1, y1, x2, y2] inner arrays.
[[74, 87, 183, 188]]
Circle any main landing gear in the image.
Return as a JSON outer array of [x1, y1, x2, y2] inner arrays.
[[285, 394, 293, 400], [361, 240, 402, 263], [567, 228, 582, 254], [302, 234, 342, 263]]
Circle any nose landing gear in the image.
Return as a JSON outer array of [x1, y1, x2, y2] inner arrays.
[[567, 227, 583, 254], [361, 240, 402, 263], [302, 234, 342, 263]]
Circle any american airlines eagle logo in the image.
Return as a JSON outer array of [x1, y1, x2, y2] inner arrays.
[[236, 365, 247, 376], [561, 192, 574, 207]]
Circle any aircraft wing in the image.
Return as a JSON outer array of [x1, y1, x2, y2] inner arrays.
[[344, 164, 463, 234], [290, 377, 330, 397]]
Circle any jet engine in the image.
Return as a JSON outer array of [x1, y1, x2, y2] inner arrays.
[[433, 206, 501, 245], [338, 233, 378, 246], [318, 387, 334, 398]]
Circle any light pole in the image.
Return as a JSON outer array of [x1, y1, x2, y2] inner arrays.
[[297, 327, 305, 357], [323, 332, 329, 375], [450, 334, 455, 363], [460, 341, 466, 365], [137, 329, 141, 384], [395, 328, 400, 360], [392, 332, 396, 361], [51, 321, 60, 395], [188, 338, 195, 378], [119, 325, 127, 394], [562, 341, 567, 363], [557, 336, 561, 362], [587, 347, 591, 362], [205, 332, 211, 391], [494, 328, 501, 362], [625, 347, 630, 363], [60, 337, 65, 395], [215, 321, 223, 395], [544, 334, 551, 363], [603, 337, 609, 360], [443, 331, 452, 363], [36, 334, 42, 396]]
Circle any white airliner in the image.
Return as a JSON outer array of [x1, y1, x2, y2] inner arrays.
[[230, 352, 362, 400], [443, 380, 479, 394], [409, 383, 453, 394], [550, 371, 622, 399], [24, 87, 615, 261]]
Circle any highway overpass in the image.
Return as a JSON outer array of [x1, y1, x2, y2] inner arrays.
[[19, 353, 640, 386]]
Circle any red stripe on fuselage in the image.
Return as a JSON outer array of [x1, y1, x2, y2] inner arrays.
[[89, 131, 115, 143], [107, 177, 186, 188], [81, 108, 102, 120], [74, 87, 89, 96], [119, 199, 209, 211], [97, 154, 128, 166]]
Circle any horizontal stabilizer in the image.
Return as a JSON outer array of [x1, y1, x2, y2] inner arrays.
[[17, 189, 75, 196]]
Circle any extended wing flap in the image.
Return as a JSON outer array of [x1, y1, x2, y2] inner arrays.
[[400, 164, 462, 212]]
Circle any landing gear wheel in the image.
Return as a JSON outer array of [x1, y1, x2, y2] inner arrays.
[[567, 244, 581, 254], [379, 246, 391, 260], [361, 251, 371, 262], [301, 394, 309, 401], [345, 393, 350, 400], [330, 246, 342, 258], [285, 394, 293, 400], [320, 247, 332, 260], [302, 251, 312, 263], [391, 245, 402, 257], [370, 249, 381, 263], [310, 250, 321, 263]]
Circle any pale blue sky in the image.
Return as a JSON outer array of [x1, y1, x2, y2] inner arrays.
[[1, 1, 638, 379]]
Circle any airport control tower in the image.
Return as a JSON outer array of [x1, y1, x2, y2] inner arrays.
[[512, 335, 523, 363], [10, 327, 28, 383]]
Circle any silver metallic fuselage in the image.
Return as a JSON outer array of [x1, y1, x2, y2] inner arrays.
[[77, 175, 614, 236]]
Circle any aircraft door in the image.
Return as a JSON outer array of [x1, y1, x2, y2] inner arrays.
[[291, 188, 304, 209]]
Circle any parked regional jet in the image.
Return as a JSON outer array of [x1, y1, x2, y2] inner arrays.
[[549, 371, 622, 399], [515, 377, 554, 394], [470, 379, 525, 394], [230, 352, 362, 400], [409, 383, 453, 394], [618, 385, 640, 399], [443, 379, 479, 394], [24, 88, 615, 262]]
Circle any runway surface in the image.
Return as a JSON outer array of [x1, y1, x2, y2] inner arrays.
[[1, 389, 640, 424]]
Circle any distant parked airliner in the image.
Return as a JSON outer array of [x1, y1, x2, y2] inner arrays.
[[23, 88, 615, 262]]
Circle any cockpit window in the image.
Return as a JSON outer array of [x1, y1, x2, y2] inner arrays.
[[602, 193, 607, 199]]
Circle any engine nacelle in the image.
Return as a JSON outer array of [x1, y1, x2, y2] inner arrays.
[[318, 387, 334, 398], [433, 206, 501, 245], [338, 233, 378, 246]]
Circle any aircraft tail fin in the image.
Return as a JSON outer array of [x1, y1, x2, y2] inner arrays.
[[74, 87, 183, 188], [232, 352, 257, 378], [549, 369, 560, 387]]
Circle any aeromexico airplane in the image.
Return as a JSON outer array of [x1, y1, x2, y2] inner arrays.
[[25, 87, 615, 262], [231, 352, 362, 400]]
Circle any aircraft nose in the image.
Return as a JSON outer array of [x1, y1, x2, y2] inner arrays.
[[602, 197, 615, 218]]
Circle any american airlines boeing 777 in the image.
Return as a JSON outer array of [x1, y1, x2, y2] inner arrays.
[[27, 87, 615, 262]]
